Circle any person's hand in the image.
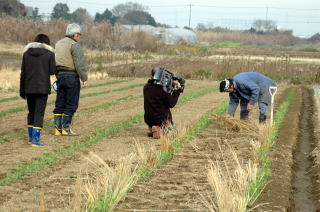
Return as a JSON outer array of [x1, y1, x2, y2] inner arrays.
[[82, 81, 88, 87], [247, 104, 254, 111], [174, 82, 181, 90]]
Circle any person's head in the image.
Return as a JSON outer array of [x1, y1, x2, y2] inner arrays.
[[219, 79, 235, 93], [66, 23, 82, 41], [34, 34, 50, 45]]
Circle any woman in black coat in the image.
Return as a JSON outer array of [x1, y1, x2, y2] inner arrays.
[[20, 34, 56, 146]]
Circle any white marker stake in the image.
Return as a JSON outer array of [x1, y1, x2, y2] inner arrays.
[[269, 86, 277, 127]]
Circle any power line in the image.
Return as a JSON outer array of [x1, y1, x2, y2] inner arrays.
[[188, 4, 193, 28]]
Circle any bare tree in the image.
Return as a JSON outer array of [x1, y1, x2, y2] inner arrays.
[[0, 0, 26, 16], [94, 8, 118, 25], [196, 23, 207, 31], [253, 19, 277, 32], [120, 10, 156, 26], [112, 2, 148, 18], [51, 3, 71, 20], [71, 8, 92, 24]]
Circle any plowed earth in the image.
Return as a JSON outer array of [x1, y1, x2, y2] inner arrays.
[[2, 80, 311, 212], [0, 78, 230, 211]]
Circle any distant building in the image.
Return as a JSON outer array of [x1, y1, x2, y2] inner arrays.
[[25, 6, 33, 17], [121, 25, 197, 45]]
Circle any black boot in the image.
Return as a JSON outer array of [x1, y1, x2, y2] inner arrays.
[[240, 111, 249, 120], [259, 114, 267, 124], [61, 115, 79, 136], [54, 114, 62, 136]]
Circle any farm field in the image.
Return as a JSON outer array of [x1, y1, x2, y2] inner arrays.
[[1, 43, 320, 211], [0, 78, 225, 210], [1, 74, 319, 211]]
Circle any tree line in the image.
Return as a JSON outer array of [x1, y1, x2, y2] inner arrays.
[[0, 1, 157, 26]]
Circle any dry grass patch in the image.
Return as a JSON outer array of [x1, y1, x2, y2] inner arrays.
[[0, 43, 23, 54], [88, 72, 109, 80], [199, 145, 260, 212], [82, 152, 137, 212], [0, 67, 20, 91]]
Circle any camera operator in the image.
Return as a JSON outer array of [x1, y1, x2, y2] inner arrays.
[[143, 68, 185, 139]]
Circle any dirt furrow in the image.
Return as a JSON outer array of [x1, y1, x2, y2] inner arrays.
[[0, 81, 211, 175], [0, 88, 227, 211], [291, 88, 317, 211], [253, 87, 302, 211], [115, 115, 258, 211]]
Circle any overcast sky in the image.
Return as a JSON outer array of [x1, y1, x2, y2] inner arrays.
[[20, 0, 320, 37]]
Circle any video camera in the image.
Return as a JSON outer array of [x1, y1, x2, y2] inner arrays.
[[152, 67, 185, 94]]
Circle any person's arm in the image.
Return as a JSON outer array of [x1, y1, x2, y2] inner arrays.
[[71, 43, 88, 82], [19, 55, 26, 99], [49, 53, 57, 75], [228, 94, 239, 116], [164, 90, 180, 108]]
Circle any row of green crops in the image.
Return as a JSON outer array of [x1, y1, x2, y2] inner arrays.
[[0, 78, 135, 104], [0, 79, 137, 118], [0, 86, 219, 186], [87, 101, 229, 211], [248, 88, 297, 207], [0, 95, 142, 143], [0, 84, 219, 144]]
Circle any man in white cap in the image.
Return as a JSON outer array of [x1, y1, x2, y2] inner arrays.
[[219, 72, 276, 123], [53, 23, 88, 136]]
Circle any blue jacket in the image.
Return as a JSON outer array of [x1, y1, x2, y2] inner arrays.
[[228, 72, 276, 115]]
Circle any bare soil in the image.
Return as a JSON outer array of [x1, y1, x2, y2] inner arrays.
[[0, 79, 227, 211], [115, 109, 262, 211], [1, 79, 310, 212]]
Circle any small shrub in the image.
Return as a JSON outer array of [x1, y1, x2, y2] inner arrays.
[[195, 69, 212, 79]]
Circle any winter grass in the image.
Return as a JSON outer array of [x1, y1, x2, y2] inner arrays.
[[199, 146, 259, 212], [270, 88, 297, 146], [81, 101, 228, 211], [248, 87, 297, 207], [0, 66, 20, 91], [0, 86, 217, 186], [199, 88, 296, 211], [84, 152, 138, 212]]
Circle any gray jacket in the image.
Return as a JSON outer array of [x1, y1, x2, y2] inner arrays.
[[55, 37, 88, 82]]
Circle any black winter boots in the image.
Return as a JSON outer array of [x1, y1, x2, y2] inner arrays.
[[240, 111, 249, 120], [259, 114, 267, 124], [61, 115, 79, 136], [54, 114, 62, 135]]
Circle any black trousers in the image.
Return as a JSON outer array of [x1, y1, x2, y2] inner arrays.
[[26, 94, 48, 128]]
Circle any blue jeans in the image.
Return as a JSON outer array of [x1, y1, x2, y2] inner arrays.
[[53, 74, 80, 116]]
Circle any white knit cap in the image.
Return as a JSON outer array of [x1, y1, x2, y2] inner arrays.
[[66, 23, 81, 36]]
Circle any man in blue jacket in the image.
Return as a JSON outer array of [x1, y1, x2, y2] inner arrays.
[[219, 72, 276, 123]]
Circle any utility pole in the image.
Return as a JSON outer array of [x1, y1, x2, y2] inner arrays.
[[188, 4, 193, 28], [265, 6, 269, 21]]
